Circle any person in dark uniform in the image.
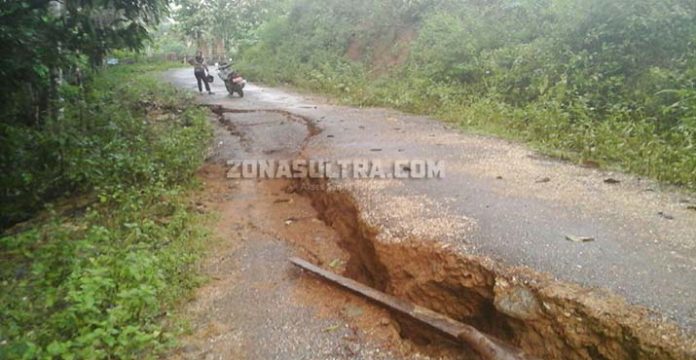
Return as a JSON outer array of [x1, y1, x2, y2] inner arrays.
[[192, 51, 212, 94]]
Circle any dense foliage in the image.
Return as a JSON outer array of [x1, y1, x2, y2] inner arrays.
[[0, 0, 169, 126], [1, 0, 174, 228], [237, 0, 696, 188], [1, 1, 214, 358], [173, 0, 282, 60], [0, 65, 212, 358]]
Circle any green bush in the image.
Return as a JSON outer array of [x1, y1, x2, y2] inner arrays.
[[237, 0, 696, 189], [0, 65, 212, 359], [1, 63, 197, 228]]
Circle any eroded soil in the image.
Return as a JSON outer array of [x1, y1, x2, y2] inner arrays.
[[164, 69, 696, 360], [169, 112, 462, 359]]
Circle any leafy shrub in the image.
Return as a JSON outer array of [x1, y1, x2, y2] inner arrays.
[[237, 0, 696, 189], [0, 65, 212, 359]]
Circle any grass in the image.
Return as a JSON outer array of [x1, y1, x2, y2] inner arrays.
[[235, 0, 696, 191], [0, 63, 213, 359], [238, 59, 696, 191]]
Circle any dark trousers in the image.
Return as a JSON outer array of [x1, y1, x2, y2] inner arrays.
[[195, 70, 210, 92]]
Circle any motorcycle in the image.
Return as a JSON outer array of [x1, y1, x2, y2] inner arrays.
[[217, 63, 246, 97]]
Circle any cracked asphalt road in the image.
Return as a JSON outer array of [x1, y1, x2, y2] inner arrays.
[[164, 67, 696, 335]]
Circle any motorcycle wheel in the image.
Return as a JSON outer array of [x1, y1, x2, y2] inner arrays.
[[238, 88, 244, 98]]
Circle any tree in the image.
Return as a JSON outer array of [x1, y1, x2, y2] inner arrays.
[[0, 0, 170, 126], [173, 0, 284, 61]]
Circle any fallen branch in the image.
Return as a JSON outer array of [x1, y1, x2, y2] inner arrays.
[[290, 257, 534, 360]]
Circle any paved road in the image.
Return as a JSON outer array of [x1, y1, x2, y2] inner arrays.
[[165, 68, 696, 334]]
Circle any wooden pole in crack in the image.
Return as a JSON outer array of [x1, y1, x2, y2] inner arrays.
[[290, 257, 533, 360]]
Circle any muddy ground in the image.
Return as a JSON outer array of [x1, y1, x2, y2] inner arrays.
[[169, 112, 457, 359], [165, 69, 696, 359]]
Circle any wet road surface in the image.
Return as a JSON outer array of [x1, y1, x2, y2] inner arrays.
[[164, 68, 696, 354]]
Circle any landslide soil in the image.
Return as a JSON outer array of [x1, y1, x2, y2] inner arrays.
[[163, 69, 696, 360], [168, 112, 465, 359]]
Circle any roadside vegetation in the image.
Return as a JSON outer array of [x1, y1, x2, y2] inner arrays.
[[1, 1, 214, 358], [0, 64, 212, 359], [234, 0, 696, 189], [1, 0, 694, 358]]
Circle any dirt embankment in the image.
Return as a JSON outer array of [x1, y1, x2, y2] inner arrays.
[[193, 103, 696, 360], [296, 178, 696, 359]]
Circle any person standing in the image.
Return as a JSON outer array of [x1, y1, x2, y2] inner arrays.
[[192, 51, 212, 95]]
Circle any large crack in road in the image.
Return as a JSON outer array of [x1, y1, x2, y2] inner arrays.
[[300, 181, 693, 359], [203, 103, 693, 359], [165, 69, 696, 359]]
